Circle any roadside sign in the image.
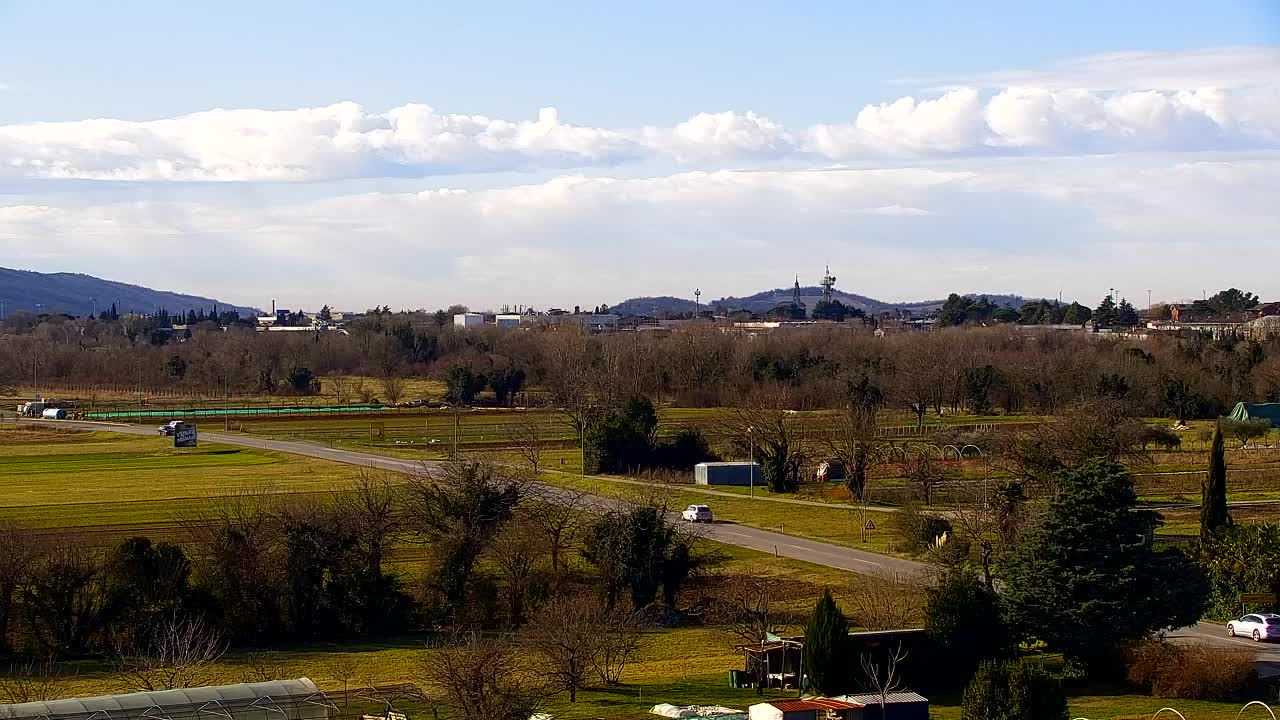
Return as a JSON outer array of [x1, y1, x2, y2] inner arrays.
[[174, 424, 197, 448], [370, 422, 385, 440], [1242, 593, 1277, 605], [864, 520, 876, 530]]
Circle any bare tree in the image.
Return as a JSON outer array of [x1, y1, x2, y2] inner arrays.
[[845, 572, 926, 631], [0, 522, 40, 653], [505, 413, 548, 474], [322, 654, 362, 709], [591, 605, 644, 686], [526, 488, 586, 580], [113, 614, 227, 691], [329, 373, 350, 405], [489, 517, 547, 625], [718, 574, 801, 644], [336, 470, 403, 574], [542, 331, 599, 475], [241, 651, 290, 683], [0, 657, 68, 704], [424, 633, 545, 720], [522, 595, 600, 702], [860, 642, 909, 714], [904, 450, 946, 506], [381, 374, 406, 406]]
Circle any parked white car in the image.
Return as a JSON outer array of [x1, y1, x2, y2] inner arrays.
[[682, 504, 713, 523], [1228, 613, 1280, 641]]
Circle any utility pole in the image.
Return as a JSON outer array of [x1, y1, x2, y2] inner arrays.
[[748, 426, 755, 499], [452, 405, 461, 459]]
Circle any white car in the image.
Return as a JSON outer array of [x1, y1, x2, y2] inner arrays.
[[682, 504, 713, 523], [158, 420, 183, 436], [1228, 613, 1280, 641]]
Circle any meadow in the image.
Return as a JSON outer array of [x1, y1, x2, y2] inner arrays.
[[0, 423, 1272, 718]]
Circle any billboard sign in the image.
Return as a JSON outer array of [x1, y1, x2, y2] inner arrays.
[[370, 422, 386, 440], [174, 423, 198, 448]]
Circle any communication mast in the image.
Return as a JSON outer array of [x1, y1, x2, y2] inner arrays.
[[694, 288, 701, 317], [820, 265, 837, 303]]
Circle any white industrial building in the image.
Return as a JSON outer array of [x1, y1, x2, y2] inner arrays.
[[453, 312, 484, 328], [495, 314, 523, 328]]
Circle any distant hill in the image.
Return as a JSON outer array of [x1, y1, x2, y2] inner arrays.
[[612, 288, 1027, 317], [0, 267, 259, 318]]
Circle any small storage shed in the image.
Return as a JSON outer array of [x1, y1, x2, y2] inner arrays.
[[748, 698, 859, 720], [695, 462, 762, 486], [835, 692, 930, 720]]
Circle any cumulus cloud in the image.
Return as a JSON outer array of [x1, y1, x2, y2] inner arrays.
[[3, 154, 1277, 309], [0, 47, 1277, 181]]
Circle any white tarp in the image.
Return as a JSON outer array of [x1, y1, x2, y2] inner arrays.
[[651, 704, 746, 719]]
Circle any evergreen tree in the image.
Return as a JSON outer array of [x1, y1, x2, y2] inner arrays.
[[925, 569, 1011, 688], [1201, 424, 1231, 539], [960, 660, 1067, 720], [802, 589, 850, 696], [1004, 459, 1208, 670]]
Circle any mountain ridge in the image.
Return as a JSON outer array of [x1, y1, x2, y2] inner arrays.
[[0, 267, 259, 319], [611, 287, 1027, 316]]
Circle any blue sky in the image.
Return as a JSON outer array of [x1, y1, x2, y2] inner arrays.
[[0, 1, 1278, 310], [3, 0, 1276, 124]]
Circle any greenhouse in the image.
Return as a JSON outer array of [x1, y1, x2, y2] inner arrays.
[[1, 679, 333, 720]]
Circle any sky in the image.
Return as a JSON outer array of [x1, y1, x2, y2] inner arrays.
[[1, 0, 1278, 311]]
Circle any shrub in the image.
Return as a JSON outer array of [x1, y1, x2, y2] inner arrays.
[[892, 504, 954, 556], [960, 660, 1067, 720], [1125, 640, 1255, 700]]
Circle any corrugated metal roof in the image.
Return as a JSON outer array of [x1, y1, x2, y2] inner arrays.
[[2, 679, 321, 720], [836, 692, 928, 705], [767, 698, 861, 711]]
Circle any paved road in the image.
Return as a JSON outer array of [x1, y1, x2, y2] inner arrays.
[[34, 420, 1267, 659], [34, 420, 920, 576]]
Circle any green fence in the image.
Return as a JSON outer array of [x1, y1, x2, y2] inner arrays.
[[86, 404, 387, 420]]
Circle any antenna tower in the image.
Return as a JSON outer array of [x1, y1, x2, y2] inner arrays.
[[820, 265, 837, 303]]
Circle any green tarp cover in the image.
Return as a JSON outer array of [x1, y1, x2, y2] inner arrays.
[[1227, 402, 1280, 426]]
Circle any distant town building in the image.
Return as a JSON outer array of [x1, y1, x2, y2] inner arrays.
[[454, 312, 484, 328]]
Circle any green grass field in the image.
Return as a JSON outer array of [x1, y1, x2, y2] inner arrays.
[[0, 421, 1269, 718], [0, 428, 366, 528]]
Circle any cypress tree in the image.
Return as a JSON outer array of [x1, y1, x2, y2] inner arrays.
[[802, 589, 850, 695], [1201, 423, 1230, 539]]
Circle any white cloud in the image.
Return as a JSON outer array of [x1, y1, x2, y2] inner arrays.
[[0, 47, 1277, 181], [3, 154, 1277, 309], [915, 46, 1280, 92], [847, 204, 934, 216]]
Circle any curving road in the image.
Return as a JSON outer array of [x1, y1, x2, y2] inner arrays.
[[33, 419, 1264, 664], [32, 419, 920, 576]]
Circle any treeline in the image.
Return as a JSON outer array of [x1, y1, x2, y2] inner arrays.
[[0, 463, 712, 671], [3, 310, 1280, 420]]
